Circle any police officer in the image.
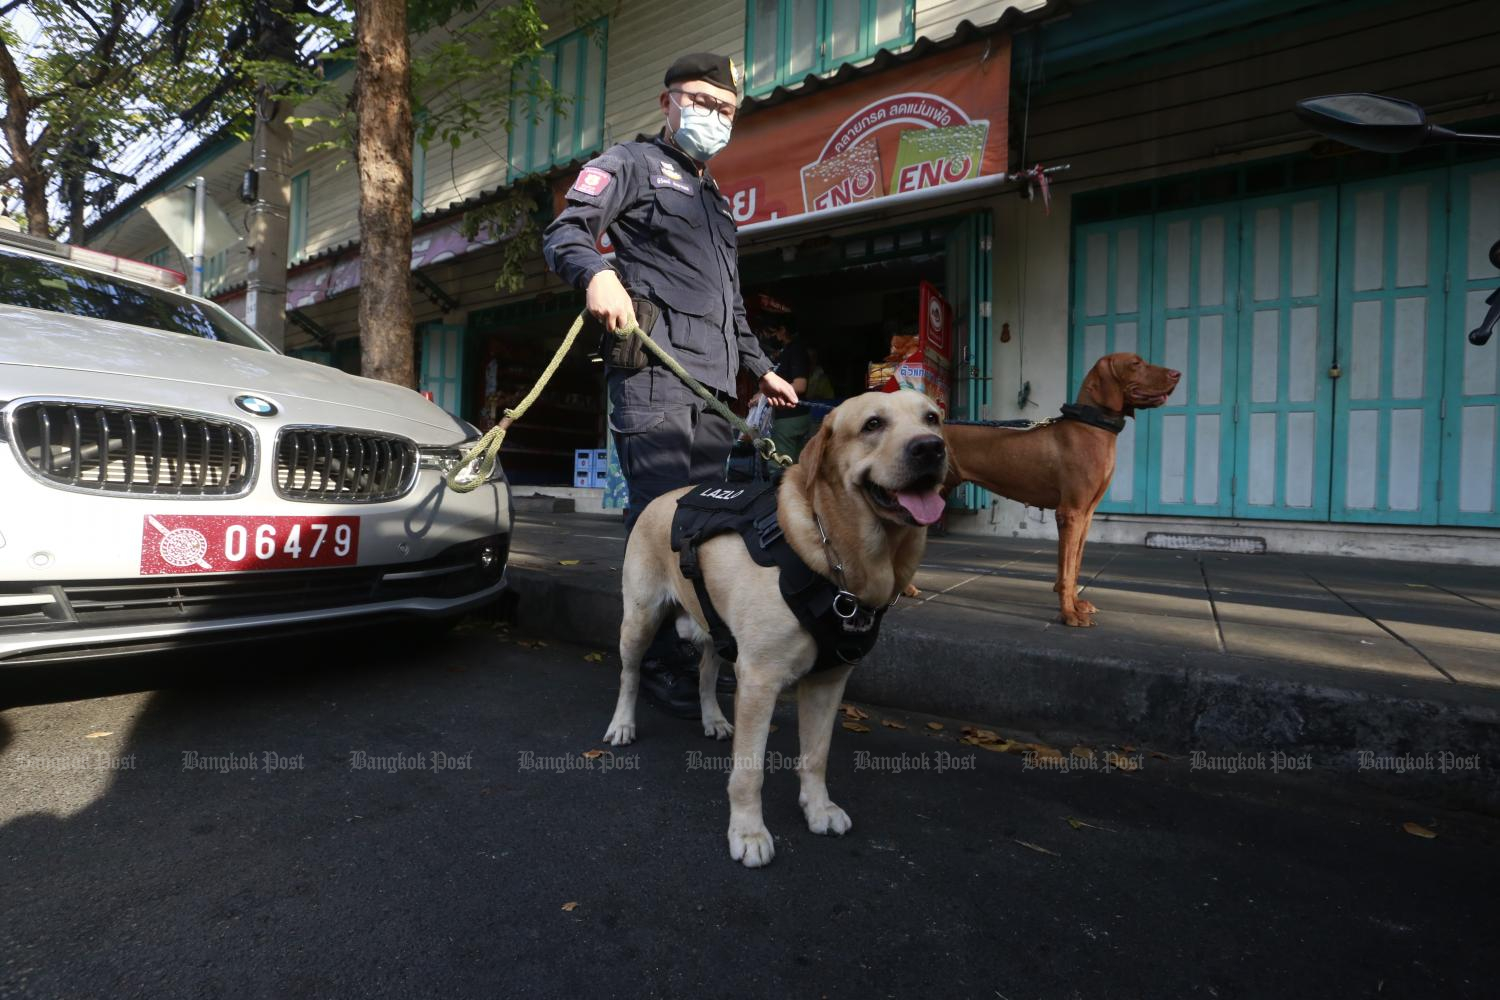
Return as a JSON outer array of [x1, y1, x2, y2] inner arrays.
[[542, 52, 798, 530], [542, 53, 798, 715]]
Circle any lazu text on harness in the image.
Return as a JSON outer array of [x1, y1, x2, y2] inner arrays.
[[670, 478, 890, 672]]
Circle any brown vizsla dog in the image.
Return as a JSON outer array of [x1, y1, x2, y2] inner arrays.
[[942, 353, 1181, 627]]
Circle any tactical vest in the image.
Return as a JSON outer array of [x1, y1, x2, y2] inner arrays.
[[670, 480, 887, 672]]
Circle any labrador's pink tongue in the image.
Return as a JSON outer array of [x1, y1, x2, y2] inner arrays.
[[895, 489, 946, 526]]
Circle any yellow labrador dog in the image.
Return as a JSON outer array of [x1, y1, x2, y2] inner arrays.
[[603, 390, 948, 867]]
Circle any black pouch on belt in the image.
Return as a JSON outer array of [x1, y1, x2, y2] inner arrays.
[[592, 297, 661, 371]]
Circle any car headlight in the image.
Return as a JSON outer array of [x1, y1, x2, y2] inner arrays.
[[418, 439, 507, 483]]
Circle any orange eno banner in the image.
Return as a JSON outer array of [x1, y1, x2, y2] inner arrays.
[[714, 38, 1010, 226]]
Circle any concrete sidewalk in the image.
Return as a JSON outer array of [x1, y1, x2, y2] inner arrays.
[[503, 500, 1500, 811]]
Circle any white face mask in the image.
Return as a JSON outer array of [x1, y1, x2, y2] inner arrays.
[[673, 102, 733, 161]]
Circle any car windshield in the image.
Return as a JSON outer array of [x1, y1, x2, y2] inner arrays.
[[0, 247, 270, 350]]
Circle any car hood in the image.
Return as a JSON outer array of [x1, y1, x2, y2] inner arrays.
[[0, 304, 465, 440]]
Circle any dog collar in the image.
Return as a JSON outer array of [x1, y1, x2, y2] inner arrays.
[[1060, 403, 1127, 434]]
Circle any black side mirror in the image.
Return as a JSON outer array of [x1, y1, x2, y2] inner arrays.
[[1294, 93, 1445, 153]]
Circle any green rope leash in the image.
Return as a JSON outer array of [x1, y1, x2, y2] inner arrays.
[[446, 309, 792, 492]]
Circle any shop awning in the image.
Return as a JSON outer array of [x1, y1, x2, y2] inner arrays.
[[734, 171, 1017, 249]]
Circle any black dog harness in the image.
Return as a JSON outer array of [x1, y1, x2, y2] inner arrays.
[[670, 480, 887, 672]]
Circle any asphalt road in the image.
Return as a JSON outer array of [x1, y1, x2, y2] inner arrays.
[[2, 619, 1496, 1000]]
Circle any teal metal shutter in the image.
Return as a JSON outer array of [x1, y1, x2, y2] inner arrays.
[[1439, 160, 1500, 527], [947, 211, 993, 511], [1330, 171, 1449, 525], [1145, 205, 1239, 517], [1233, 189, 1338, 520], [1071, 216, 1154, 514], [419, 323, 467, 418]]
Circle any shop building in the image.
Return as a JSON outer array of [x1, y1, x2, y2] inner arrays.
[[85, 0, 1036, 490], [985, 0, 1500, 562]]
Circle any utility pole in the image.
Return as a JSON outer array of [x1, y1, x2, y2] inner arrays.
[[243, 92, 291, 349], [242, 0, 299, 350]]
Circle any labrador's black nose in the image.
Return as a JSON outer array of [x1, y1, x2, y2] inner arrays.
[[908, 434, 946, 465]]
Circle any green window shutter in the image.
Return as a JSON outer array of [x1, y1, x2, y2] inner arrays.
[[508, 20, 608, 181], [747, 0, 913, 93], [144, 246, 176, 269], [288, 170, 310, 263]]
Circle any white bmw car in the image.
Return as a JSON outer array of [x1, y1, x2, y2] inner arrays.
[[0, 230, 511, 663]]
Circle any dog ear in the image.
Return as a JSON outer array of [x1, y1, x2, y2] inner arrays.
[[796, 418, 832, 494], [1081, 355, 1128, 414]]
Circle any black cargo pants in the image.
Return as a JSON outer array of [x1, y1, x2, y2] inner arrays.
[[608, 365, 734, 534]]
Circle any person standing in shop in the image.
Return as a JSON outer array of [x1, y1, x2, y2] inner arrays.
[[542, 52, 799, 718], [754, 312, 813, 462]]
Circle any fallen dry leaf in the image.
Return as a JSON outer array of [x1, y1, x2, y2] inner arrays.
[[977, 740, 1014, 753], [1150, 750, 1172, 761], [842, 722, 871, 733], [84, 732, 112, 739], [1014, 839, 1059, 857], [1110, 755, 1141, 772], [1065, 816, 1114, 832], [582, 749, 605, 760], [583, 652, 605, 663], [881, 719, 907, 730], [926, 722, 945, 731], [1121, 744, 1136, 753], [840, 703, 870, 720], [1028, 744, 1064, 760], [1402, 822, 1437, 839], [561, 901, 579, 912], [558, 560, 580, 566], [1070, 746, 1095, 761]]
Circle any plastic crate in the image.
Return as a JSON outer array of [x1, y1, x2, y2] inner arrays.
[[575, 449, 594, 472]]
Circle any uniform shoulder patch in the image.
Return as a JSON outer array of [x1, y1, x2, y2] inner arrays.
[[571, 166, 613, 197]]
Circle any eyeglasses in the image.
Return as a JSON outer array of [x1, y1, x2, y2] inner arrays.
[[669, 88, 737, 124]]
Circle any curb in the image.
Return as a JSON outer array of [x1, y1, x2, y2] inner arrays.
[[505, 563, 1500, 813]]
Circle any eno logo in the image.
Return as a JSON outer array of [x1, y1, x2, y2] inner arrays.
[[701, 488, 744, 501], [811, 168, 879, 211], [895, 154, 974, 193]]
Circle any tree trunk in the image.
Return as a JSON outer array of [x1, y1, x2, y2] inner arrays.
[[0, 37, 50, 237], [354, 0, 414, 388]]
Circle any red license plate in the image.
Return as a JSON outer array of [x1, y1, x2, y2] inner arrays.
[[140, 515, 360, 575]]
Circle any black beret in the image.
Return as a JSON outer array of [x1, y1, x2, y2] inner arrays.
[[664, 52, 743, 93]]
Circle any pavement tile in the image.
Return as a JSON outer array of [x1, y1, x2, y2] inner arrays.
[[1074, 583, 1216, 621], [1218, 621, 1440, 679], [1398, 643, 1500, 688], [1211, 596, 1384, 637], [894, 590, 1053, 634], [1062, 608, 1222, 651]]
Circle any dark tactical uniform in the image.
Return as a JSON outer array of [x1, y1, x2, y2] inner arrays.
[[543, 132, 771, 529]]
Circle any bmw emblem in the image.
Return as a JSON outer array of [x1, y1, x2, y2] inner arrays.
[[234, 394, 278, 417]]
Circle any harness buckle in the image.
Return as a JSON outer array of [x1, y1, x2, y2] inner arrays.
[[753, 511, 783, 549]]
